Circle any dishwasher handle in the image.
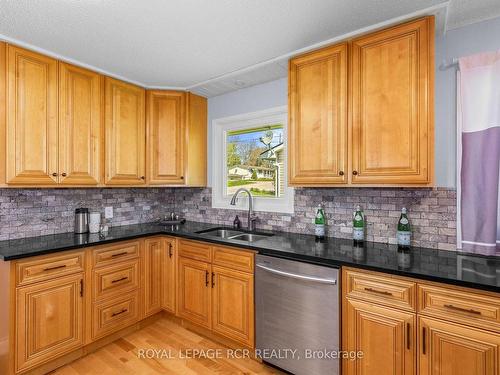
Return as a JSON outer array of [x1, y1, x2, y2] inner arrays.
[[256, 264, 337, 285]]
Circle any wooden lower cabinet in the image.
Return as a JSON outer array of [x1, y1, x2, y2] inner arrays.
[[343, 268, 500, 375], [161, 238, 177, 313], [419, 316, 500, 375], [93, 259, 139, 301], [144, 238, 164, 316], [177, 241, 256, 348], [212, 265, 254, 347], [16, 273, 84, 373], [91, 291, 140, 340], [343, 298, 416, 375], [177, 256, 212, 328]]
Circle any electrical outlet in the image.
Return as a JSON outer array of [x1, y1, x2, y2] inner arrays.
[[105, 206, 113, 219]]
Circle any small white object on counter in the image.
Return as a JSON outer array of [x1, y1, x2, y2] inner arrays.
[[89, 212, 101, 233]]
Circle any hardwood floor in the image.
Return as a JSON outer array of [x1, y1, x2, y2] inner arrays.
[[53, 317, 284, 374]]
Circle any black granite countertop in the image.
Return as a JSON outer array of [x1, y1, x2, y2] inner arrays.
[[0, 221, 499, 293]]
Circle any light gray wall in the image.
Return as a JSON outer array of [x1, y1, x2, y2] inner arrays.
[[207, 16, 500, 188], [207, 78, 287, 185]]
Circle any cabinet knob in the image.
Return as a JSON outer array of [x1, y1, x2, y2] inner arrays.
[[52, 172, 58, 177], [339, 171, 344, 176], [140, 176, 145, 180], [61, 173, 67, 177], [180, 176, 184, 180], [352, 170, 358, 176]]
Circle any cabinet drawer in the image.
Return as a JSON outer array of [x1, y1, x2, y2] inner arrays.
[[92, 292, 140, 340], [16, 251, 85, 286], [344, 268, 416, 311], [212, 246, 254, 273], [178, 240, 212, 262], [93, 260, 139, 301], [92, 240, 140, 267], [418, 284, 500, 333]]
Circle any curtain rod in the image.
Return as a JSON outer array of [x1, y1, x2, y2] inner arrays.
[[439, 58, 459, 71]]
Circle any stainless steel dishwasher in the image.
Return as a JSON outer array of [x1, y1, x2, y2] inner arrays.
[[255, 254, 339, 375]]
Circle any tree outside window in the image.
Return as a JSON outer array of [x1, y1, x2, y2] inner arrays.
[[226, 124, 284, 198]]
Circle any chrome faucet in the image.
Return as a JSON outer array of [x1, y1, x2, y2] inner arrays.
[[230, 188, 258, 231]]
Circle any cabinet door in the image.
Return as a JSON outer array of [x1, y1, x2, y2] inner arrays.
[[104, 77, 145, 185], [161, 238, 177, 313], [289, 43, 348, 185], [212, 265, 254, 347], [185, 93, 207, 187], [16, 273, 84, 372], [59, 63, 102, 185], [419, 316, 500, 375], [343, 298, 416, 375], [146, 90, 185, 185], [177, 257, 211, 328], [144, 238, 163, 317], [351, 17, 434, 184], [6, 45, 58, 185]]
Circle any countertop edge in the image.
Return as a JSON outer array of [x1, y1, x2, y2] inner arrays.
[[1, 226, 499, 294]]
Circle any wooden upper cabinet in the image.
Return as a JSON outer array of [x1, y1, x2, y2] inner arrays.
[[289, 43, 348, 185], [104, 77, 146, 185], [6, 45, 58, 185], [185, 93, 207, 187], [419, 316, 500, 375], [0, 43, 5, 186], [59, 63, 102, 185], [351, 17, 434, 184], [146, 90, 185, 185]]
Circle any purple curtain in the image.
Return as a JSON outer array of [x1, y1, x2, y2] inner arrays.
[[458, 52, 500, 255]]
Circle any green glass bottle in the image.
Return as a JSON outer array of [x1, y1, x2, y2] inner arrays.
[[315, 204, 326, 241], [397, 207, 411, 249], [353, 205, 365, 245]]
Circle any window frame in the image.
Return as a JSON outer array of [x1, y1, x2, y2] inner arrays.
[[211, 106, 294, 214]]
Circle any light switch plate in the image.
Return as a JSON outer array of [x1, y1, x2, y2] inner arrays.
[[105, 206, 113, 219]]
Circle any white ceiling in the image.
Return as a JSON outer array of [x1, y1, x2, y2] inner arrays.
[[0, 0, 499, 97]]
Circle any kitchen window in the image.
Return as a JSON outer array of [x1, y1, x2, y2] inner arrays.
[[212, 106, 294, 214]]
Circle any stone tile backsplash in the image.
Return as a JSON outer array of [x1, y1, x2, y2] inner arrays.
[[0, 188, 174, 241], [0, 186, 457, 251], [172, 187, 457, 251]]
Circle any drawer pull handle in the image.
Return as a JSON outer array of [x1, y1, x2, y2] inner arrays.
[[111, 277, 128, 284], [43, 264, 67, 272], [422, 327, 426, 354], [169, 243, 173, 258], [205, 270, 209, 287], [211, 272, 215, 288], [364, 287, 393, 296], [110, 252, 128, 258], [406, 323, 411, 350], [111, 309, 128, 317], [444, 304, 482, 315]]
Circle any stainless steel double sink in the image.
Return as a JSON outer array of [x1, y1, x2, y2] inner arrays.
[[195, 227, 273, 243]]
